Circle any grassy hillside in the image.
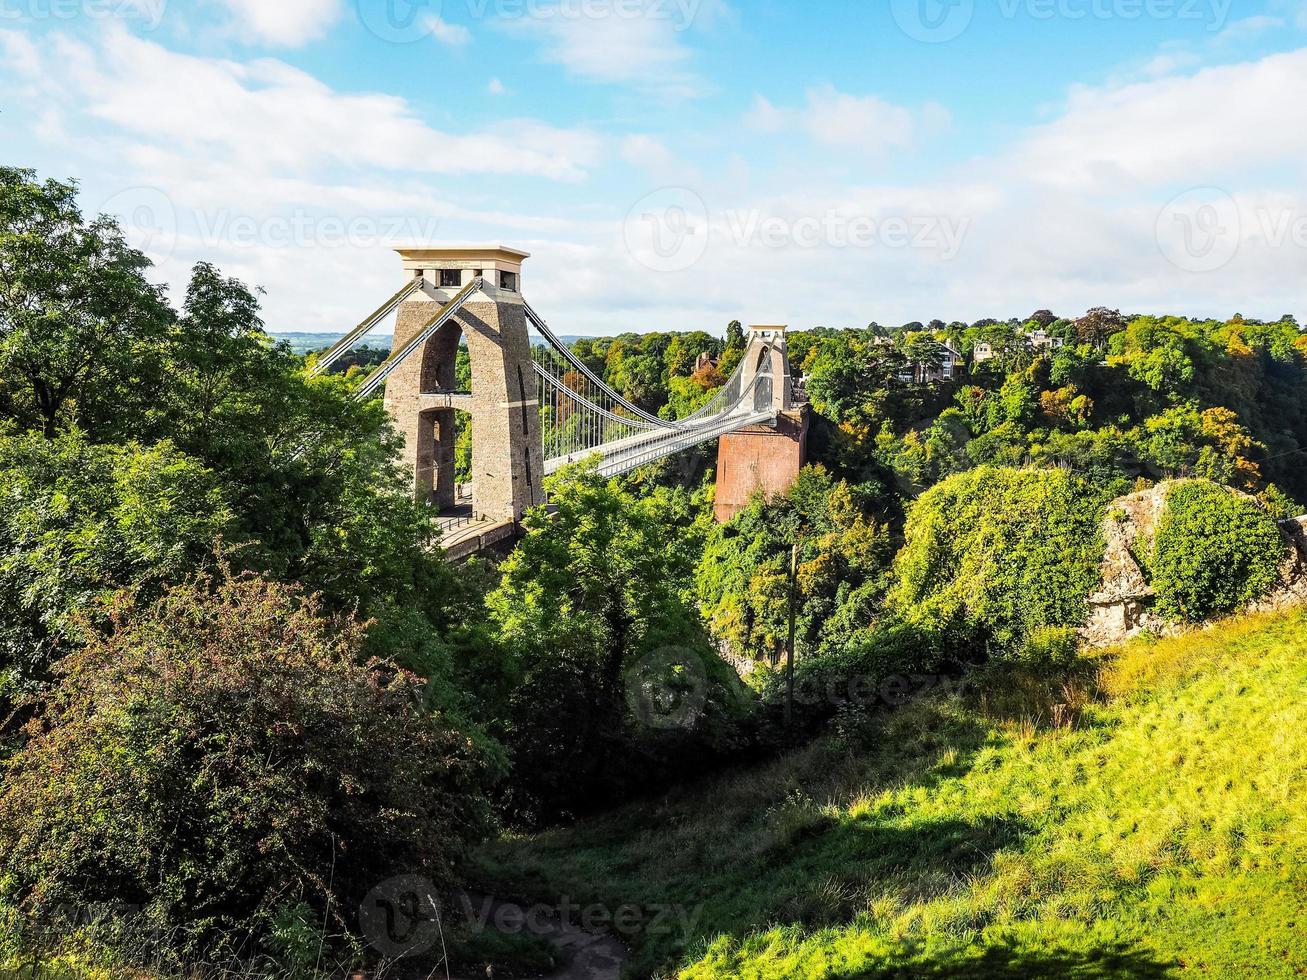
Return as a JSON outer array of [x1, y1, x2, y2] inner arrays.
[[475, 609, 1307, 978]]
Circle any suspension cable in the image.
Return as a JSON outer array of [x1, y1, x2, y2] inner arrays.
[[355, 277, 484, 401], [310, 277, 426, 378]]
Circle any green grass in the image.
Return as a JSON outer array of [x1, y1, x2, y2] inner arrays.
[[474, 608, 1307, 978]]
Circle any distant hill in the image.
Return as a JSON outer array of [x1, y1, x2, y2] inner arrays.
[[271, 332, 392, 355], [271, 332, 590, 355]]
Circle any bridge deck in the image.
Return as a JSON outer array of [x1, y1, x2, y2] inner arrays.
[[544, 409, 778, 477], [438, 512, 518, 560]]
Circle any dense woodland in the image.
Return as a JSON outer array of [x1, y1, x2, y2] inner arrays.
[[1, 168, 1304, 977]]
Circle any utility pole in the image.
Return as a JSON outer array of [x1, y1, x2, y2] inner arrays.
[[785, 540, 798, 728]]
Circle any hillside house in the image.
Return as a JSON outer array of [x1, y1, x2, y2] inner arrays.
[[1028, 330, 1066, 351], [898, 342, 962, 384]]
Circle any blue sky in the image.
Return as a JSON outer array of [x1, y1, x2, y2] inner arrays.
[[3, 0, 1306, 335]]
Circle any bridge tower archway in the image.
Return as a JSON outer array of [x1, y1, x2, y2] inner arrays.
[[383, 246, 545, 523], [739, 325, 794, 412], [714, 324, 810, 523]]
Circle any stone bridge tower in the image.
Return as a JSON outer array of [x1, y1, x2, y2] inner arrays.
[[383, 246, 544, 524], [714, 325, 810, 522]]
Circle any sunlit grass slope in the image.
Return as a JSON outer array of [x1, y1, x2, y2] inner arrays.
[[477, 608, 1307, 978]]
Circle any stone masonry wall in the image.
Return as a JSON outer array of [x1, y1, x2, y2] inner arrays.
[[714, 406, 810, 523], [384, 286, 544, 523]]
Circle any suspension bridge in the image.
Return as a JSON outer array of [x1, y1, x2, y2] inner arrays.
[[311, 246, 808, 556]]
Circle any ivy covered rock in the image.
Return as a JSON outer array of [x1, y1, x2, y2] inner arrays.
[[891, 466, 1108, 654]]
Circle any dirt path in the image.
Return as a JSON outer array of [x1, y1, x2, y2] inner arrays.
[[451, 898, 629, 980]]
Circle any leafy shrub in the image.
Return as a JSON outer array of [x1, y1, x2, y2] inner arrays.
[[1151, 481, 1284, 622], [757, 620, 951, 734], [1013, 626, 1081, 675], [0, 571, 496, 968], [891, 467, 1107, 654]]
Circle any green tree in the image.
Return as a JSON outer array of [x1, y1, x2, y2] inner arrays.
[[804, 331, 906, 429], [488, 464, 732, 822], [0, 431, 232, 717], [0, 168, 171, 437], [1075, 307, 1127, 349], [697, 467, 892, 662]]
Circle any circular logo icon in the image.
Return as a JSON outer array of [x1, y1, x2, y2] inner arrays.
[[357, 0, 444, 43], [358, 875, 441, 959], [97, 186, 178, 262], [626, 646, 709, 730], [890, 0, 974, 43], [623, 187, 710, 274], [1156, 187, 1241, 273]]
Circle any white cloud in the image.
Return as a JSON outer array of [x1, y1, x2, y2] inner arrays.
[[8, 22, 1307, 335], [0, 24, 609, 331], [745, 86, 949, 158], [488, 77, 507, 94], [1214, 14, 1284, 44], [1269, 0, 1307, 29], [0, 30, 39, 76], [620, 134, 674, 170], [1136, 50, 1202, 78], [22, 26, 602, 182], [499, 0, 711, 99], [424, 13, 472, 46], [220, 0, 343, 47], [1014, 50, 1307, 191], [743, 95, 787, 133], [618, 133, 701, 185], [550, 50, 1307, 332]]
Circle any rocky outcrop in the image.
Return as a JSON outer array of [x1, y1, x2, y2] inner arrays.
[[1083, 484, 1170, 646], [1081, 481, 1307, 647]]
